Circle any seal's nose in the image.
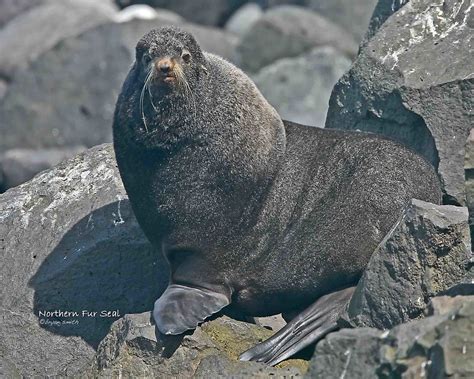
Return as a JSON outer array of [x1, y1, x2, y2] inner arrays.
[[156, 58, 173, 74]]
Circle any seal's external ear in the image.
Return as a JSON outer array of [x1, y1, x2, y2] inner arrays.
[[153, 284, 230, 335]]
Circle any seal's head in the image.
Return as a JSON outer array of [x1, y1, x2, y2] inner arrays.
[[135, 27, 208, 96]]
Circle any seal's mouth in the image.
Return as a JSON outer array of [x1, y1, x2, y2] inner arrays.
[[162, 74, 176, 83]]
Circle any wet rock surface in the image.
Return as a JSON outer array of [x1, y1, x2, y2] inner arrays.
[[346, 199, 471, 329], [326, 0, 474, 205]]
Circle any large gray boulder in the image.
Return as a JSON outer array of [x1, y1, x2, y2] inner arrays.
[[237, 5, 358, 72], [92, 313, 305, 378], [0, 144, 168, 377], [253, 46, 351, 127], [0, 0, 118, 80], [346, 199, 471, 329], [0, 17, 238, 154], [326, 0, 474, 205], [307, 296, 474, 378], [305, 0, 378, 42], [0, 146, 86, 192]]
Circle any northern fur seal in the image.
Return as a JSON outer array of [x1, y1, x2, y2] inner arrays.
[[113, 26, 442, 365]]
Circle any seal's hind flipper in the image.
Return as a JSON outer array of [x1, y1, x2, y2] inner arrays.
[[239, 286, 356, 366], [153, 284, 230, 335]]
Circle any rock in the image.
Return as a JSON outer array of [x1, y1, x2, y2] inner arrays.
[[237, 5, 358, 72], [225, 3, 263, 37], [0, 18, 238, 153], [346, 199, 471, 329], [325, 0, 474, 205], [92, 313, 305, 377], [364, 0, 410, 42], [115, 0, 246, 26], [307, 296, 474, 378], [305, 0, 378, 42], [440, 282, 474, 297], [0, 79, 7, 100], [252, 46, 351, 127], [427, 295, 474, 316], [0, 0, 44, 28], [113, 4, 183, 23], [253, 314, 286, 332], [257, 0, 305, 7], [0, 146, 86, 192], [306, 328, 384, 378], [0, 144, 169, 376], [0, 0, 118, 80], [465, 129, 474, 245]]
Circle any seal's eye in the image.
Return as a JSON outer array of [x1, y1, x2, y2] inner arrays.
[[181, 49, 192, 63], [142, 54, 152, 66]]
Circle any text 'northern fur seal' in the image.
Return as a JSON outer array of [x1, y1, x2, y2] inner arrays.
[[113, 26, 442, 365]]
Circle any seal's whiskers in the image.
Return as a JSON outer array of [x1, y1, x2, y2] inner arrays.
[[140, 67, 159, 133], [139, 69, 151, 133], [145, 69, 159, 112], [174, 64, 197, 119]]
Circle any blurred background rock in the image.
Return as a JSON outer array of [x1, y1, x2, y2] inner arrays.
[[0, 0, 380, 192]]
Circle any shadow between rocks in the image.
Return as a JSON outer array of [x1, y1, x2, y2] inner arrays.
[[28, 200, 169, 349]]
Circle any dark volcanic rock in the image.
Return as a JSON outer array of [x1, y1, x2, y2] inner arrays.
[[237, 5, 358, 72], [306, 328, 384, 378], [92, 313, 305, 378], [115, 0, 246, 26], [465, 129, 474, 245], [252, 46, 351, 127], [0, 17, 238, 154], [0, 0, 118, 80], [0, 144, 168, 376], [326, 0, 474, 205], [0, 146, 86, 191], [346, 199, 471, 330], [307, 296, 474, 379], [305, 0, 378, 42], [364, 0, 410, 42]]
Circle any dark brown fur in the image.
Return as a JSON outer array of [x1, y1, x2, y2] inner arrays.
[[113, 26, 442, 364]]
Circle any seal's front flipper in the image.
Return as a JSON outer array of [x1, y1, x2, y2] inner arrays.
[[239, 286, 356, 366], [153, 284, 230, 335]]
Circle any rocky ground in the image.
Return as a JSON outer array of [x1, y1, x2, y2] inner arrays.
[[1, 0, 473, 378]]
